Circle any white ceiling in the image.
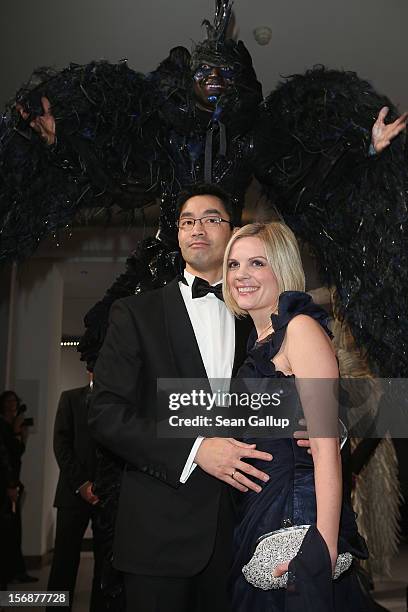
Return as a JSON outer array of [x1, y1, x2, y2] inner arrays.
[[1, 0, 407, 109]]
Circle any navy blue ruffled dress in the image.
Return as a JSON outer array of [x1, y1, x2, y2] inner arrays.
[[230, 291, 373, 612]]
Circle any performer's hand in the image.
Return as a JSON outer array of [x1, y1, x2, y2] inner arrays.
[[294, 418, 312, 454], [78, 481, 99, 505], [294, 418, 347, 453], [16, 96, 56, 146], [194, 437, 272, 493], [371, 106, 408, 153]]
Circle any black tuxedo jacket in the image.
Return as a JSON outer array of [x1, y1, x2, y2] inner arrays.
[[90, 278, 252, 576], [53, 385, 97, 508]]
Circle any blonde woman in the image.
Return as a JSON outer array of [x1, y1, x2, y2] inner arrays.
[[224, 222, 369, 611]]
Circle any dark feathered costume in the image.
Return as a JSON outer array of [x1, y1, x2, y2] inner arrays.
[[1, 25, 406, 376], [0, 3, 407, 608], [256, 67, 408, 377]]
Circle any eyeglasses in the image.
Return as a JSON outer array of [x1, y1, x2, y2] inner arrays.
[[177, 216, 232, 231]]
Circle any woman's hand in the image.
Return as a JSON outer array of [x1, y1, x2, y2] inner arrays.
[[273, 546, 338, 579], [273, 560, 290, 578]]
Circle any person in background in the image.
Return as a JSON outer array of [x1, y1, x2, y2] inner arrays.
[[47, 372, 104, 612], [0, 390, 37, 584], [0, 433, 17, 589]]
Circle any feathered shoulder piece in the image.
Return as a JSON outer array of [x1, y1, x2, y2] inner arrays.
[[255, 66, 408, 377], [262, 66, 398, 150]]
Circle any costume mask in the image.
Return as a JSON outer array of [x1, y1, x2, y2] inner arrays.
[[190, 1, 262, 116], [193, 62, 235, 110]]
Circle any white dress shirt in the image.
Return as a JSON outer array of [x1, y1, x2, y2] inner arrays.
[[179, 270, 235, 483]]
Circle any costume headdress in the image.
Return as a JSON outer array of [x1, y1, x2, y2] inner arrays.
[[191, 0, 259, 85]]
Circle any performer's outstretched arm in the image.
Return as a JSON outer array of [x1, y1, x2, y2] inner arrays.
[[254, 67, 408, 378], [0, 61, 161, 261]]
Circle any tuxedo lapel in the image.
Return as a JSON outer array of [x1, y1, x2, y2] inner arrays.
[[162, 279, 208, 380], [232, 317, 254, 376], [163, 279, 253, 380]]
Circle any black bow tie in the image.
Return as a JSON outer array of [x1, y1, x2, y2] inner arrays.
[[191, 277, 224, 301]]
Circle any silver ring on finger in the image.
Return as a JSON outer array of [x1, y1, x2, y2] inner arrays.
[[231, 469, 236, 478]]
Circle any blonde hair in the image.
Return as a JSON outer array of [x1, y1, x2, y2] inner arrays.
[[222, 222, 306, 316]]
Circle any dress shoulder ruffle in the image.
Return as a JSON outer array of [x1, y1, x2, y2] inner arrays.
[[241, 291, 332, 378]]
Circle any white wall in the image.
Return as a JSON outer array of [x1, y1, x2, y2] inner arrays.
[[12, 261, 63, 557]]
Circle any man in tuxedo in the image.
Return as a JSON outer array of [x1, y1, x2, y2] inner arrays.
[[48, 377, 104, 612], [89, 183, 272, 612]]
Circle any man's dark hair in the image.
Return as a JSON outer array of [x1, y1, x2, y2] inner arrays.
[[176, 183, 235, 224]]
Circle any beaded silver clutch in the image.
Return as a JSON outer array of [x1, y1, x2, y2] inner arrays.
[[242, 525, 353, 590]]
